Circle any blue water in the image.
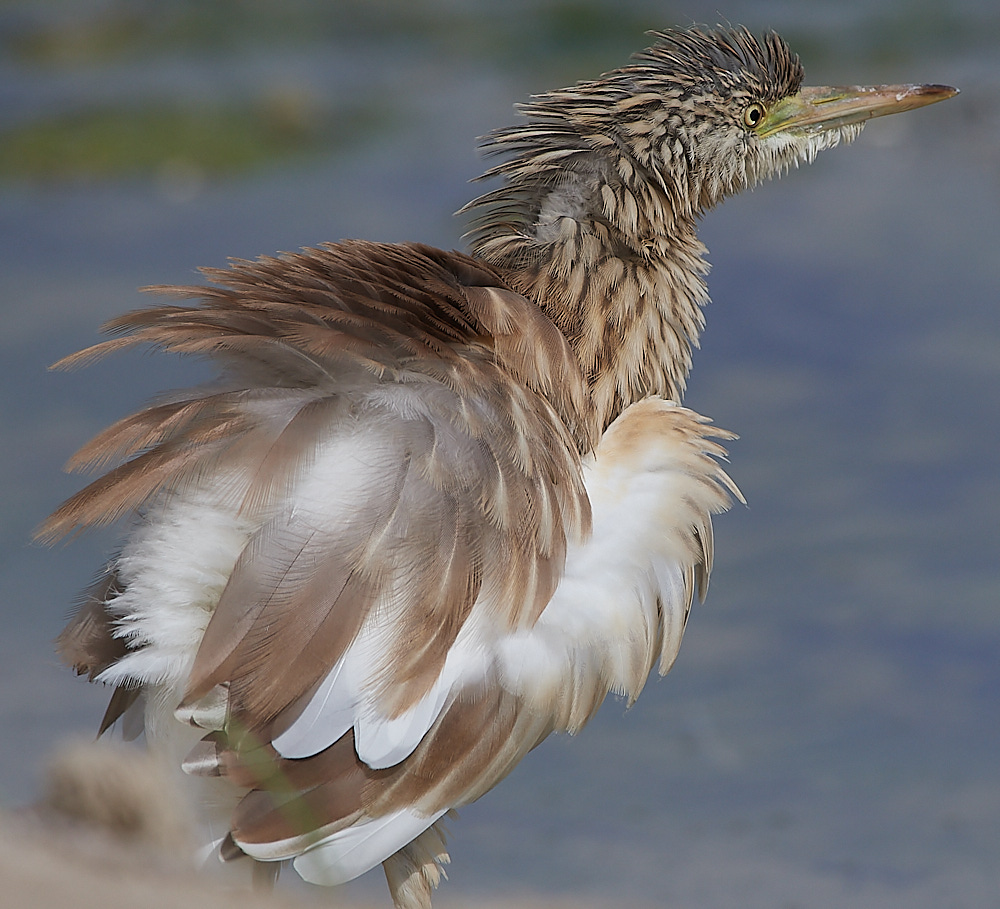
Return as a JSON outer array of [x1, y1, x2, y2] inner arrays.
[[1, 1, 998, 906]]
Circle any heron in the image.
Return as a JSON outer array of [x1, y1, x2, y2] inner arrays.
[[43, 25, 955, 909]]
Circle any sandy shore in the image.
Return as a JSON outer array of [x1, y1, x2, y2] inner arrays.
[[0, 818, 314, 909], [1, 740, 612, 909], [0, 813, 610, 909]]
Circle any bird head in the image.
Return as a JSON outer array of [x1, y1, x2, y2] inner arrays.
[[468, 26, 956, 254], [617, 27, 956, 214]]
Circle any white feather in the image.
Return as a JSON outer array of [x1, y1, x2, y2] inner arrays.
[[96, 485, 255, 693], [499, 399, 722, 723], [354, 678, 454, 770], [235, 807, 448, 885], [293, 808, 448, 886], [272, 654, 356, 758]]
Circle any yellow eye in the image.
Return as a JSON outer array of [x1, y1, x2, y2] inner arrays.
[[743, 102, 766, 129]]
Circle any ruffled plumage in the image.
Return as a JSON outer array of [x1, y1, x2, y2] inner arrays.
[[44, 22, 952, 909]]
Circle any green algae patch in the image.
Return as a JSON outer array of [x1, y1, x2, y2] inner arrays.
[[0, 98, 383, 183]]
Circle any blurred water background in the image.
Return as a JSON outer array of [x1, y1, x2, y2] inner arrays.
[[1, 1, 997, 906]]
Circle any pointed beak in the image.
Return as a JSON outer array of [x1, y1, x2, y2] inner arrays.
[[755, 83, 958, 138]]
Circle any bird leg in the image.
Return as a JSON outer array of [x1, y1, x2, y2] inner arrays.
[[382, 818, 452, 909]]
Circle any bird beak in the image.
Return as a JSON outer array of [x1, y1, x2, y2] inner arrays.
[[755, 83, 958, 138]]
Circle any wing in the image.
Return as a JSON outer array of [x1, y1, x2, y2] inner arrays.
[[42, 240, 592, 876]]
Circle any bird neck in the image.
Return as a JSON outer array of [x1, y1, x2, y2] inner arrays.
[[466, 157, 710, 438]]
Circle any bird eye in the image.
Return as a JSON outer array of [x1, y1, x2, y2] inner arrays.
[[743, 102, 766, 129]]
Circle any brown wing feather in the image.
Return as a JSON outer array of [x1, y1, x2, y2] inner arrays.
[[97, 685, 142, 737], [55, 567, 143, 736], [184, 441, 412, 721], [63, 396, 229, 474], [224, 685, 551, 852], [48, 241, 588, 419], [45, 240, 592, 747], [55, 567, 126, 679], [38, 420, 250, 542]]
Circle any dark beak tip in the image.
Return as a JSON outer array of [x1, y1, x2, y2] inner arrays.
[[920, 83, 960, 100]]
